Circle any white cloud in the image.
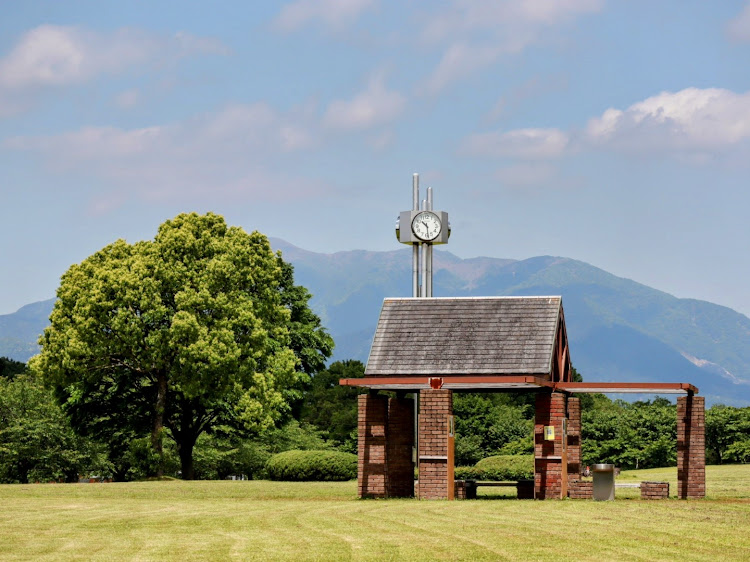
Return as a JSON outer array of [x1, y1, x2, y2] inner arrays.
[[727, 2, 750, 42], [114, 89, 139, 108], [461, 127, 569, 159], [0, 25, 228, 116], [4, 102, 323, 208], [274, 0, 376, 32], [424, 43, 502, 95], [585, 88, 750, 153], [323, 73, 405, 130], [420, 0, 602, 92]]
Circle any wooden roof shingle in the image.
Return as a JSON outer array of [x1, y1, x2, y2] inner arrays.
[[364, 296, 569, 379]]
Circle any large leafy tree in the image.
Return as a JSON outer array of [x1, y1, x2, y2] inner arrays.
[[32, 212, 331, 479]]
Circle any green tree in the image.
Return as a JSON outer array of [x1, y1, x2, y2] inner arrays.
[[32, 212, 329, 479], [276, 258, 334, 418], [299, 360, 364, 449], [0, 374, 105, 483], [706, 405, 750, 464], [581, 398, 676, 469], [0, 357, 26, 380], [453, 394, 533, 465]]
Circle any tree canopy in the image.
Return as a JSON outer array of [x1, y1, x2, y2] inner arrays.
[[31, 212, 332, 479]]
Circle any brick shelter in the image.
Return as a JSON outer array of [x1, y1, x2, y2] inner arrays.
[[342, 296, 705, 500]]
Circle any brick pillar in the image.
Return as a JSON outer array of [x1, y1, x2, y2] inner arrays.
[[358, 393, 388, 498], [567, 396, 582, 492], [535, 392, 568, 499], [417, 389, 454, 500], [677, 395, 706, 499], [386, 396, 415, 498]]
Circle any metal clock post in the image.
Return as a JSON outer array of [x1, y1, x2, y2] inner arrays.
[[395, 173, 451, 486], [395, 173, 450, 297]]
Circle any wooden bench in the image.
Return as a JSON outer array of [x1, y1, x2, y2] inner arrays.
[[464, 480, 534, 499]]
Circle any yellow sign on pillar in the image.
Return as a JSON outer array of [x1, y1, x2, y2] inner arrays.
[[544, 426, 555, 441]]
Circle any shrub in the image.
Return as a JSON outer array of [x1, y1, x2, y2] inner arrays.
[[474, 455, 533, 481], [265, 450, 357, 481], [454, 466, 482, 480]]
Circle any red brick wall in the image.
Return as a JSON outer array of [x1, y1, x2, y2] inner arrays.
[[358, 393, 416, 498], [417, 389, 453, 500], [566, 396, 581, 490], [568, 480, 593, 499], [358, 393, 389, 498], [535, 392, 568, 499], [641, 481, 669, 499], [677, 395, 706, 499], [454, 480, 467, 500], [386, 396, 415, 498]]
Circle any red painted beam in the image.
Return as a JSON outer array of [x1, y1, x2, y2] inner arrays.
[[550, 382, 698, 394], [339, 377, 698, 394]]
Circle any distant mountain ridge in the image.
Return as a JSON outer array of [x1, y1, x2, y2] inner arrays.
[[2, 239, 749, 406]]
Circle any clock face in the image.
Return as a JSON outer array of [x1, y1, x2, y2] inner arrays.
[[411, 211, 442, 241]]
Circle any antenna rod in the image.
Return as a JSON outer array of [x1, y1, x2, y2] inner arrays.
[[426, 187, 433, 297], [412, 174, 420, 297]]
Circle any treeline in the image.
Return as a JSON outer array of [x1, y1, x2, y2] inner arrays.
[[0, 358, 362, 483], [1, 356, 749, 483]]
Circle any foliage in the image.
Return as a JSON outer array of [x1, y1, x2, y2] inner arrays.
[[0, 357, 26, 381], [265, 449, 357, 481], [182, 420, 331, 480], [706, 404, 750, 464], [31, 213, 331, 480], [474, 455, 534, 481], [453, 393, 533, 465], [299, 360, 364, 448], [0, 374, 106, 483], [581, 397, 676, 470], [453, 465, 483, 480]]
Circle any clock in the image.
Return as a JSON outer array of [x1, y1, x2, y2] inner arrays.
[[411, 211, 442, 241]]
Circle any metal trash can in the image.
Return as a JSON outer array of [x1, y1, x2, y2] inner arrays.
[[592, 463, 615, 501]]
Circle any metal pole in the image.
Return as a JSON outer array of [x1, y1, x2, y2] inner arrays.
[[421, 199, 427, 298], [426, 187, 433, 298], [412, 174, 420, 298]]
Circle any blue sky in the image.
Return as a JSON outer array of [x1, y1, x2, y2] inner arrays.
[[2, 1, 750, 317]]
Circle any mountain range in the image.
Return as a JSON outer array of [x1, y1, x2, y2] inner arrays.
[[2, 239, 749, 406]]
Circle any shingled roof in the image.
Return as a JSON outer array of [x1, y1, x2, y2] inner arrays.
[[364, 296, 570, 380]]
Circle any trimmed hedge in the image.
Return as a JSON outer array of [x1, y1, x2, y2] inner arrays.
[[454, 466, 482, 480], [474, 455, 533, 481], [265, 450, 357, 481]]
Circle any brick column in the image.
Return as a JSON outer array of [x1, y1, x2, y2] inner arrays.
[[641, 481, 669, 499], [358, 393, 389, 498], [677, 395, 706, 499], [567, 396, 582, 492], [417, 389, 454, 500], [386, 395, 415, 498], [535, 392, 568, 499]]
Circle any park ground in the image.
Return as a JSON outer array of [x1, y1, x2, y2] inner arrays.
[[0, 465, 748, 561]]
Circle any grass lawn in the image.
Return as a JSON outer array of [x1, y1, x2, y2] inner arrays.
[[0, 465, 748, 561]]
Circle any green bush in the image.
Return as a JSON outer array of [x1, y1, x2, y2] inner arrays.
[[474, 455, 533, 481], [265, 450, 357, 481], [454, 466, 482, 480]]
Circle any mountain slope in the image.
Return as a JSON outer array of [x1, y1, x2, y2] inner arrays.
[[272, 240, 750, 406], [2, 240, 749, 406]]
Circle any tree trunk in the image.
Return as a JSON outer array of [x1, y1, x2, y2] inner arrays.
[[152, 372, 168, 478], [178, 435, 197, 480]]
